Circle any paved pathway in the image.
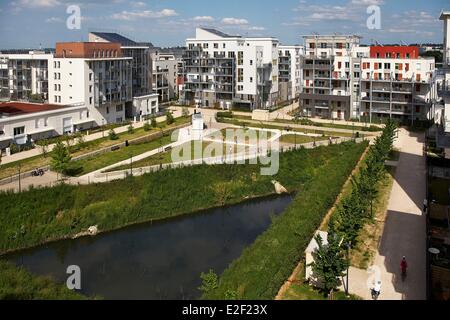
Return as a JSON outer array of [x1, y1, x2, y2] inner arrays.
[[346, 128, 427, 300], [1, 108, 188, 165]]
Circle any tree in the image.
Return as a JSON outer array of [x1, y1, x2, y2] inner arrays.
[[151, 116, 157, 128], [51, 141, 71, 178], [127, 124, 134, 134], [182, 107, 189, 118], [40, 139, 49, 158], [166, 111, 175, 125], [108, 129, 118, 140], [143, 121, 151, 132], [198, 269, 218, 295], [309, 233, 348, 298]]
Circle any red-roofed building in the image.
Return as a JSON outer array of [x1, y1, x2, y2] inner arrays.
[[0, 102, 92, 150]]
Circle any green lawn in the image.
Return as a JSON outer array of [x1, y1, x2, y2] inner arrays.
[[0, 260, 89, 300], [279, 134, 329, 145], [0, 117, 190, 180], [108, 141, 252, 172]]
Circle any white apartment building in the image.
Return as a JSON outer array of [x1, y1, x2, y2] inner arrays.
[[0, 51, 52, 102], [48, 42, 132, 126], [0, 102, 90, 150], [279, 45, 304, 101], [300, 35, 362, 120], [439, 11, 450, 135], [360, 46, 435, 124], [150, 51, 179, 103], [181, 28, 279, 110]]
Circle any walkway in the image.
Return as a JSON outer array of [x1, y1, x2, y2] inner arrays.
[[346, 128, 427, 300], [1, 108, 188, 166]]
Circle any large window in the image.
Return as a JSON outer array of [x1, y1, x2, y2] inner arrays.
[[13, 126, 25, 136]]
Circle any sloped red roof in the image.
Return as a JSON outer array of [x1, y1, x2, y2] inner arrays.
[[0, 102, 65, 116]]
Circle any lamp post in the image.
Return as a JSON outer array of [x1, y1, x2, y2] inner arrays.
[[18, 163, 22, 193], [129, 152, 133, 176]]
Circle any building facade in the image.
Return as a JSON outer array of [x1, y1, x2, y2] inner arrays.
[[360, 46, 435, 124], [48, 42, 132, 126], [439, 11, 450, 135], [181, 28, 279, 110], [278, 45, 304, 102], [0, 51, 52, 103], [0, 102, 91, 150], [299, 35, 362, 120]]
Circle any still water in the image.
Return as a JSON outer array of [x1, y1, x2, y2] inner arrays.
[[7, 195, 293, 300]]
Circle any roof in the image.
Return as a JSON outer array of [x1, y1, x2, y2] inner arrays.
[[201, 28, 240, 38], [90, 32, 139, 47], [439, 11, 450, 19], [0, 102, 66, 117]]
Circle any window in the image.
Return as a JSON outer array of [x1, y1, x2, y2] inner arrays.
[[151, 101, 156, 107], [250, 60, 253, 66], [214, 43, 218, 49], [250, 77, 253, 83], [384, 63, 391, 69], [87, 111, 90, 118], [89, 97, 93, 105], [345, 62, 350, 69], [13, 126, 25, 136], [238, 68, 244, 82], [89, 85, 92, 93], [89, 73, 93, 81], [54, 96, 58, 103], [106, 107, 110, 114], [116, 105, 123, 112], [54, 84, 58, 91], [223, 43, 226, 48]]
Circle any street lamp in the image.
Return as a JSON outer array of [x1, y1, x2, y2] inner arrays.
[[129, 152, 133, 176], [346, 241, 351, 297], [17, 163, 22, 193]]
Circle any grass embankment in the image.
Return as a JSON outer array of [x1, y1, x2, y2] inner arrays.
[[217, 118, 358, 138], [0, 260, 88, 300], [274, 119, 382, 132], [0, 117, 190, 180], [202, 141, 368, 299], [0, 141, 364, 256], [279, 134, 328, 145], [108, 141, 252, 172]]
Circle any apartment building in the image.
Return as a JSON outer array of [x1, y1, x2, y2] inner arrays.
[[278, 45, 304, 101], [0, 102, 90, 150], [0, 51, 52, 102], [299, 35, 362, 120], [48, 42, 132, 126], [439, 11, 450, 135], [360, 46, 435, 124], [181, 28, 279, 110], [89, 32, 152, 116], [150, 51, 177, 103]]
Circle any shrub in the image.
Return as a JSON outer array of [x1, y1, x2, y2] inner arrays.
[[143, 122, 151, 132], [108, 129, 118, 140], [151, 116, 157, 128], [127, 124, 134, 134], [166, 111, 175, 125]]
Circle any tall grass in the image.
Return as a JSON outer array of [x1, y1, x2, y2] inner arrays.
[[202, 141, 368, 299], [0, 142, 364, 255]]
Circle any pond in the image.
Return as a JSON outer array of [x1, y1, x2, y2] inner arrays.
[[7, 194, 293, 300]]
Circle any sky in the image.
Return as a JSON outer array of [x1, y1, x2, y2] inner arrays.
[[0, 0, 449, 49]]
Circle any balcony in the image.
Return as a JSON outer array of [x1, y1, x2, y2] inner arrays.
[[437, 80, 450, 98]]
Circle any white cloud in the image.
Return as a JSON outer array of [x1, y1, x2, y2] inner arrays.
[[45, 16, 63, 23], [192, 16, 215, 22], [221, 17, 249, 25], [350, 0, 384, 6], [130, 1, 146, 8], [111, 9, 178, 21], [11, 0, 61, 8]]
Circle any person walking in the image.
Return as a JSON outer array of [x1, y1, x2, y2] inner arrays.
[[400, 256, 408, 281]]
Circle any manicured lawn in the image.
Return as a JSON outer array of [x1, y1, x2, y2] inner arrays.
[[202, 141, 368, 299], [0, 260, 88, 300], [108, 141, 252, 172], [279, 134, 328, 145], [0, 117, 190, 180]]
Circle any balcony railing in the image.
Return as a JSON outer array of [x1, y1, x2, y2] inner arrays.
[[437, 80, 450, 97]]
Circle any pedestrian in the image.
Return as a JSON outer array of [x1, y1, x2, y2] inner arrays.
[[371, 280, 382, 299]]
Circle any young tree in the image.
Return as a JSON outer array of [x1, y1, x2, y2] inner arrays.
[[127, 124, 134, 134], [309, 233, 348, 298], [108, 129, 118, 140], [51, 141, 71, 178], [151, 116, 157, 128], [143, 121, 151, 132], [182, 107, 189, 118], [166, 111, 175, 125], [198, 269, 218, 296], [40, 139, 49, 158]]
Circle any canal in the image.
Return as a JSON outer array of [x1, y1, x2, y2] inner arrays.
[[7, 194, 293, 299]]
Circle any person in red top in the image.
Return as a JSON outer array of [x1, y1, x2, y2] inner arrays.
[[400, 256, 408, 279]]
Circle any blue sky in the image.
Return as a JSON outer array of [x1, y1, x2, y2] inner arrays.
[[0, 0, 448, 49]]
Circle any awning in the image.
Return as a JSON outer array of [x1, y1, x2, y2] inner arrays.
[[73, 119, 96, 125], [27, 127, 55, 135]]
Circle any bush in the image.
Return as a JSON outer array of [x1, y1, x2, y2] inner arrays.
[[143, 122, 151, 132], [216, 111, 233, 119], [108, 129, 118, 140], [166, 111, 175, 125], [127, 124, 134, 134]]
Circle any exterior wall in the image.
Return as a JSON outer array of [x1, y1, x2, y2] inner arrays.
[[49, 54, 132, 126], [0, 105, 91, 148], [370, 46, 420, 59], [182, 28, 280, 110], [0, 52, 52, 102], [279, 45, 304, 100], [360, 57, 435, 122], [132, 94, 159, 117], [55, 42, 122, 58]]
